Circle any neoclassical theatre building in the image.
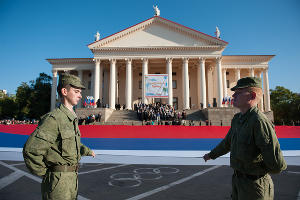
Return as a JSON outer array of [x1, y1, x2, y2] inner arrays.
[[47, 14, 273, 112]]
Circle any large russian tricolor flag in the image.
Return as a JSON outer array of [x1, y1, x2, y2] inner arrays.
[[0, 125, 299, 157]]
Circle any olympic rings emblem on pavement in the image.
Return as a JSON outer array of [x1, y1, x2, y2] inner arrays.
[[108, 167, 180, 188]]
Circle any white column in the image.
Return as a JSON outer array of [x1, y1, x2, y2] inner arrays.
[[103, 69, 109, 105], [77, 70, 83, 108], [235, 68, 240, 81], [166, 58, 173, 106], [197, 61, 201, 108], [263, 68, 271, 112], [200, 58, 206, 108], [216, 57, 223, 107], [109, 59, 116, 109], [51, 70, 58, 111], [99, 65, 103, 102], [78, 70, 83, 82], [250, 68, 255, 77], [125, 58, 132, 110], [142, 58, 148, 104], [223, 68, 227, 100], [207, 66, 214, 107], [257, 71, 264, 112], [115, 65, 118, 104], [93, 59, 100, 107], [90, 71, 94, 97], [182, 58, 190, 109]]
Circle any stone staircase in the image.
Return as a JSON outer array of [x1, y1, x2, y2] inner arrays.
[[202, 107, 239, 126], [92, 109, 208, 125], [76, 108, 273, 126], [105, 110, 142, 125], [185, 109, 207, 121]]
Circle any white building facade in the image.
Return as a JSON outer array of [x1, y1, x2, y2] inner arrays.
[[47, 16, 273, 111]]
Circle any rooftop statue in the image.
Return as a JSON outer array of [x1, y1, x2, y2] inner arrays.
[[215, 26, 220, 38], [153, 5, 160, 16], [94, 31, 100, 41]]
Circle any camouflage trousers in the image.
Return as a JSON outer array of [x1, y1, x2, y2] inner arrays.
[[42, 171, 78, 200], [232, 173, 274, 200]]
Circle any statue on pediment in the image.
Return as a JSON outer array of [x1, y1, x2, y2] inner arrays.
[[153, 5, 160, 16], [94, 31, 100, 41], [215, 26, 220, 38]]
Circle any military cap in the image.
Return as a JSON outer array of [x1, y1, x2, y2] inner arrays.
[[57, 73, 85, 90], [231, 77, 262, 91]]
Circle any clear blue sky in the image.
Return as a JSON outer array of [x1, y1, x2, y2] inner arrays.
[[1, 0, 300, 94]]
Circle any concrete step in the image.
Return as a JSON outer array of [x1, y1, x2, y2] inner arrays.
[[107, 110, 139, 122], [185, 109, 207, 121]]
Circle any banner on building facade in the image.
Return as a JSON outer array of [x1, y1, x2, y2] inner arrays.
[[145, 74, 168, 98]]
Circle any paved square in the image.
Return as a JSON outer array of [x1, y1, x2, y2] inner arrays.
[[0, 160, 299, 200]]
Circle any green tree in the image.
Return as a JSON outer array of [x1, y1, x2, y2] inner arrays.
[[270, 86, 300, 125], [14, 73, 52, 120], [15, 82, 32, 119], [289, 93, 300, 124], [0, 97, 18, 119], [28, 73, 52, 119]]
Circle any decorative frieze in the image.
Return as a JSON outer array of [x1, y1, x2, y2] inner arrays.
[[222, 55, 274, 64], [47, 58, 93, 65]]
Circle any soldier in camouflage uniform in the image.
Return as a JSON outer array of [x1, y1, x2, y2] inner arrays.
[[203, 77, 287, 200], [23, 73, 95, 200]]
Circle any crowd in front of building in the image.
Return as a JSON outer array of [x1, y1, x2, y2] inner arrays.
[[0, 119, 39, 125], [135, 102, 188, 125], [78, 113, 102, 125], [1, 103, 299, 126], [1, 116, 299, 126]]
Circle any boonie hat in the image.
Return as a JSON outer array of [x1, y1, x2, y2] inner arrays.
[[231, 77, 262, 91], [57, 73, 85, 90]]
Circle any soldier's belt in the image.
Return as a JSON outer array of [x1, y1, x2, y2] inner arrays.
[[234, 170, 265, 180], [49, 165, 79, 172]]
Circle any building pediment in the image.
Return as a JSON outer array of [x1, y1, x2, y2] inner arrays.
[[88, 16, 228, 52]]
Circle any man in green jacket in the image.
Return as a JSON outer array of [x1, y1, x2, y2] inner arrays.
[[203, 77, 286, 200], [23, 73, 95, 200]]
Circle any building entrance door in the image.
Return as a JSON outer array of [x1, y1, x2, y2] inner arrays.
[[173, 97, 178, 110], [154, 98, 161, 105]]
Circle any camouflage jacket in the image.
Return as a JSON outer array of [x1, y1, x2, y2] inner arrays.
[[23, 104, 93, 176], [209, 106, 287, 175]]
